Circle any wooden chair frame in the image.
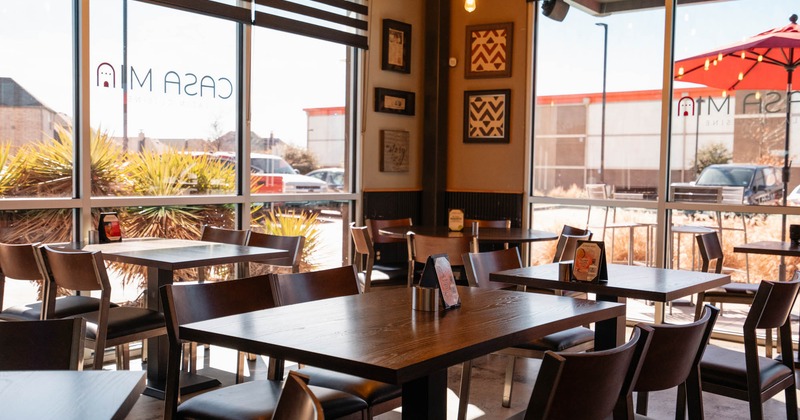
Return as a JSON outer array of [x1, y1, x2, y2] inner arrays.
[[247, 231, 305, 273]]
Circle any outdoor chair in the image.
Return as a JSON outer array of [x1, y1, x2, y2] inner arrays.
[[198, 224, 249, 281], [160, 276, 368, 420], [683, 279, 800, 420], [0, 242, 114, 321], [0, 318, 86, 370], [407, 233, 471, 287], [246, 230, 305, 273], [616, 304, 719, 419], [509, 325, 653, 420], [350, 225, 406, 292], [459, 247, 595, 419], [270, 265, 402, 418], [39, 245, 166, 370]]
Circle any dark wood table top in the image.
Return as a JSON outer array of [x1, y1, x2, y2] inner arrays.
[[79, 238, 289, 270], [0, 370, 145, 419], [180, 286, 624, 385], [378, 226, 558, 244], [491, 263, 730, 302], [734, 241, 800, 257]]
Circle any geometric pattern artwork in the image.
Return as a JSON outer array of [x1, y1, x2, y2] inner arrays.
[[466, 23, 513, 79], [464, 90, 511, 143]]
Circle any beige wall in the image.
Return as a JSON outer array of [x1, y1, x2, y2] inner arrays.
[[361, 0, 425, 191], [447, 0, 530, 193]]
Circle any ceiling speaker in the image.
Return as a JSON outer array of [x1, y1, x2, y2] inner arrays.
[[542, 0, 569, 22]]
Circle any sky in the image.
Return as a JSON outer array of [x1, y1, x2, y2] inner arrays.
[[1, 0, 797, 143]]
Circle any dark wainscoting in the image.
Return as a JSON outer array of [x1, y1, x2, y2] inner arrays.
[[446, 191, 524, 228], [363, 190, 422, 265]]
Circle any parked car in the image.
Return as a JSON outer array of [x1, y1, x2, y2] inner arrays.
[[692, 164, 783, 205], [212, 152, 327, 194], [306, 168, 344, 192], [787, 184, 800, 205]]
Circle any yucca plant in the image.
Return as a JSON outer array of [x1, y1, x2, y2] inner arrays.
[[251, 207, 321, 272]]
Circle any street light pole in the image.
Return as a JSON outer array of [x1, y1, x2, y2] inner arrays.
[[596, 22, 608, 184]]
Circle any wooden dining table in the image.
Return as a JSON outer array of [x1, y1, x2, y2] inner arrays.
[[75, 238, 289, 398], [378, 225, 558, 245], [180, 286, 624, 420], [0, 370, 145, 419], [491, 263, 730, 350], [734, 240, 800, 281]]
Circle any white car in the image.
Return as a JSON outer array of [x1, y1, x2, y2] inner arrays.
[[788, 185, 800, 205], [212, 152, 327, 194]]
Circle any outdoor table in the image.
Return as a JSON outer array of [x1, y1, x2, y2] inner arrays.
[[491, 263, 730, 350], [76, 238, 289, 398], [180, 286, 624, 420], [733, 240, 800, 281], [0, 370, 145, 419]]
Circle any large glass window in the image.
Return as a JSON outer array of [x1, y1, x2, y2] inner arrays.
[[0, 1, 74, 198]]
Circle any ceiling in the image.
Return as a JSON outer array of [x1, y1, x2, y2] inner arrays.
[[566, 0, 732, 16]]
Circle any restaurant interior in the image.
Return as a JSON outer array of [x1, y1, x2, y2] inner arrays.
[[2, 0, 800, 418]]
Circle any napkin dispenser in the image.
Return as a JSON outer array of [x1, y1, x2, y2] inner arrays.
[[412, 286, 440, 312]]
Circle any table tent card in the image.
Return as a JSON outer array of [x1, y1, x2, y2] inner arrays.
[[418, 254, 461, 309], [572, 240, 608, 283]]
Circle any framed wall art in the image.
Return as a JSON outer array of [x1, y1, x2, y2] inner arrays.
[[465, 22, 513, 79], [380, 130, 410, 172], [464, 89, 511, 143], [375, 88, 415, 116], [382, 19, 411, 73]]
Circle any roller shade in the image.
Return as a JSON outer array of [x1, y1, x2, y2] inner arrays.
[[135, 0, 369, 49]]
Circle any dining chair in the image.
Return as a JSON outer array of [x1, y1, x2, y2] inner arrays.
[[464, 218, 511, 251], [459, 247, 595, 419], [246, 230, 305, 273], [273, 371, 324, 420], [407, 233, 471, 287], [39, 245, 167, 370], [270, 265, 403, 418], [198, 224, 249, 281], [683, 279, 800, 420], [509, 325, 653, 420], [551, 225, 593, 263], [350, 225, 406, 292], [0, 242, 114, 321], [616, 304, 719, 420], [159, 276, 368, 420], [0, 318, 86, 370]]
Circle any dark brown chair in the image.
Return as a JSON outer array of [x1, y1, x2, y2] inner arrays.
[[0, 318, 86, 370], [273, 371, 325, 420], [687, 279, 800, 420], [247, 230, 305, 273], [365, 218, 412, 245], [198, 224, 249, 281], [510, 325, 653, 420], [350, 225, 406, 292], [0, 242, 114, 321], [160, 276, 368, 420], [552, 225, 593, 263], [270, 265, 402, 418], [459, 247, 594, 418], [365, 218, 412, 284], [464, 218, 512, 229], [407, 233, 472, 287], [616, 304, 719, 420], [39, 245, 166, 370]]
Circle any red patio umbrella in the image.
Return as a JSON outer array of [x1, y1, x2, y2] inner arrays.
[[674, 14, 800, 210]]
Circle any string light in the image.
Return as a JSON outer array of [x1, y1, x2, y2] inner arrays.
[[704, 58, 710, 70], [718, 53, 723, 61], [758, 55, 763, 62], [722, 90, 728, 98], [464, 0, 476, 12], [678, 67, 685, 76], [738, 72, 744, 81], [741, 51, 746, 59]]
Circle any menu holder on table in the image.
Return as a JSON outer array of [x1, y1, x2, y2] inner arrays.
[[572, 240, 608, 283], [418, 254, 461, 310]]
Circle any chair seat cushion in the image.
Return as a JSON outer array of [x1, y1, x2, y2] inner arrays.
[[76, 307, 165, 340], [2, 296, 116, 321], [720, 283, 759, 294], [700, 345, 794, 392], [516, 327, 594, 352], [372, 262, 408, 280], [177, 379, 367, 420], [298, 366, 402, 405]]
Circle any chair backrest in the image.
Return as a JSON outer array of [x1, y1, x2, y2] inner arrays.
[[0, 242, 45, 310], [0, 318, 86, 370], [350, 226, 376, 292], [695, 231, 723, 273], [552, 226, 593, 263], [408, 233, 472, 266], [366, 218, 412, 244], [464, 219, 511, 229], [247, 231, 305, 272], [462, 247, 521, 289], [200, 224, 248, 245], [525, 325, 653, 420], [746, 279, 800, 332], [273, 371, 324, 420], [632, 304, 719, 393], [39, 245, 113, 320], [270, 265, 360, 306]]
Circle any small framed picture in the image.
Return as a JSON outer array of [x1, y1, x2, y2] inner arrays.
[[375, 88, 415, 116], [463, 89, 511, 143], [465, 22, 513, 79], [380, 130, 410, 172], [382, 19, 411, 74]]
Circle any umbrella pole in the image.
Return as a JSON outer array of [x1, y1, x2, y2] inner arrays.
[[781, 68, 794, 281]]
